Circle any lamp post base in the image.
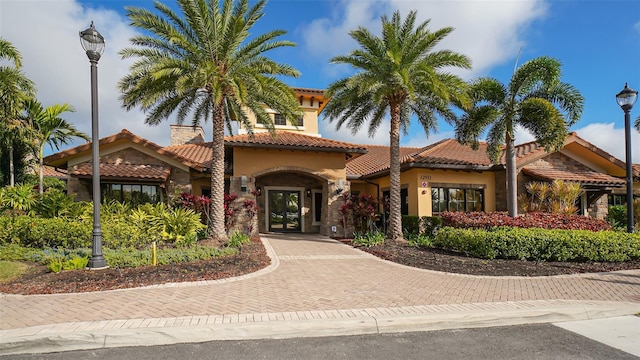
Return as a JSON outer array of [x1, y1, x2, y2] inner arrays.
[[87, 256, 108, 270]]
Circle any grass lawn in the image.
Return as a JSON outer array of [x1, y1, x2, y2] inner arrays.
[[0, 261, 29, 283]]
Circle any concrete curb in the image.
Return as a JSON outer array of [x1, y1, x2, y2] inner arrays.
[[2, 303, 638, 356]]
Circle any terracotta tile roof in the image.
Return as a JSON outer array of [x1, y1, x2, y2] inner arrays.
[[41, 166, 67, 178], [71, 163, 171, 181], [634, 164, 640, 178], [522, 167, 626, 187], [409, 139, 494, 167], [223, 131, 367, 153], [347, 139, 495, 178], [43, 129, 205, 171], [164, 142, 213, 167], [346, 145, 422, 177]]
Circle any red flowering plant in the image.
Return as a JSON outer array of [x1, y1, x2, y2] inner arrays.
[[242, 198, 259, 236], [224, 193, 239, 233], [339, 192, 380, 237]]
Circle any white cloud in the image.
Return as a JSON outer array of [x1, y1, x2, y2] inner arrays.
[[0, 0, 184, 155], [318, 114, 390, 145], [301, 0, 547, 80], [306, 0, 548, 149], [573, 122, 640, 162]]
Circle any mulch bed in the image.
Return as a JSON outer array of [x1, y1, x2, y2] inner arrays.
[[0, 239, 270, 295], [2, 238, 639, 295], [353, 241, 640, 277]]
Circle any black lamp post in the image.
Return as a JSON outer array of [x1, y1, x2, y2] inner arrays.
[[80, 22, 108, 269], [615, 83, 638, 233]]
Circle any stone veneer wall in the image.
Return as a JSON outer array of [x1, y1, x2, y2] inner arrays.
[[587, 194, 609, 220], [170, 124, 205, 146]]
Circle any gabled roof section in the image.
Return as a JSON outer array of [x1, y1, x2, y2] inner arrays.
[[224, 131, 367, 154], [43, 129, 205, 171], [347, 139, 496, 178], [164, 142, 213, 167], [522, 167, 626, 187], [509, 132, 627, 172], [346, 145, 422, 177]]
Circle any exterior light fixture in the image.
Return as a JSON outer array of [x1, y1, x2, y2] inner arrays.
[[616, 83, 638, 233], [80, 22, 107, 269]]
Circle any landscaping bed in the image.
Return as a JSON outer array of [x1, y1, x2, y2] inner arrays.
[[354, 241, 640, 276], [0, 238, 270, 295]]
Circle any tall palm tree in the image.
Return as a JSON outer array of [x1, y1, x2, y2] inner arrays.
[[23, 99, 89, 194], [455, 56, 584, 217], [118, 0, 302, 241], [0, 38, 36, 186], [323, 10, 471, 243]]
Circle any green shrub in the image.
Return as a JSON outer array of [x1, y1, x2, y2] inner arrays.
[[608, 205, 627, 231], [433, 226, 640, 262], [406, 232, 433, 248], [352, 231, 385, 247], [228, 231, 251, 248], [47, 259, 63, 273], [0, 216, 91, 248], [35, 189, 85, 218], [420, 216, 442, 235], [103, 245, 234, 268], [401, 215, 420, 235]]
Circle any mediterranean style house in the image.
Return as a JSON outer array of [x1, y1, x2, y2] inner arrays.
[[43, 87, 639, 236]]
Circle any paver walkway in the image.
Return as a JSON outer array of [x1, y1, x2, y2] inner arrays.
[[1, 233, 639, 337]]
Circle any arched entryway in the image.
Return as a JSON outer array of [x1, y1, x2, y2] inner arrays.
[[255, 170, 325, 233]]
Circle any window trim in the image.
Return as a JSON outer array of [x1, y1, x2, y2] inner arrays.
[[431, 186, 485, 213]]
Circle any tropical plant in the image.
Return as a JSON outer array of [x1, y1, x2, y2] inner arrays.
[[22, 99, 88, 194], [118, 0, 302, 241], [323, 10, 471, 243], [0, 38, 36, 186], [455, 56, 584, 217], [0, 184, 37, 214], [520, 180, 583, 215]]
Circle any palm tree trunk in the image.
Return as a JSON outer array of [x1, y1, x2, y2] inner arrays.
[[388, 101, 404, 243], [9, 144, 15, 186], [506, 131, 518, 217], [210, 99, 228, 241]]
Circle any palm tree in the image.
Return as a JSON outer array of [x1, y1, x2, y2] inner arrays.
[[455, 56, 584, 217], [118, 0, 302, 241], [323, 10, 471, 243], [0, 38, 36, 186], [23, 99, 89, 194]]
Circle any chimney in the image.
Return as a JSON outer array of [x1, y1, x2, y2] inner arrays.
[[170, 124, 205, 146]]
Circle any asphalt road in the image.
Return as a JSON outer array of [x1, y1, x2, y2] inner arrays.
[[5, 323, 637, 360]]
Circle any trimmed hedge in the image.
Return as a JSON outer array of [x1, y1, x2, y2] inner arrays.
[[434, 227, 640, 262], [440, 211, 611, 231]]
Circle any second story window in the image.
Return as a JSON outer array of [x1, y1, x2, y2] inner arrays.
[[274, 113, 286, 126]]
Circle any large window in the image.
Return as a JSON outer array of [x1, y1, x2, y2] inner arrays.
[[431, 187, 484, 213], [102, 183, 162, 206]]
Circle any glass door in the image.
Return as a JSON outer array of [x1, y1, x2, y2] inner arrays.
[[269, 190, 301, 232]]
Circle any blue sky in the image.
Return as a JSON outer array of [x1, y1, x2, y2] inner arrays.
[[1, 0, 639, 161]]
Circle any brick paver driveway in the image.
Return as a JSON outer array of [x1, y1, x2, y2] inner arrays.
[[2, 233, 639, 332]]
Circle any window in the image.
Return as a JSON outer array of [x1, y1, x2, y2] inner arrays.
[[102, 183, 162, 206], [294, 116, 304, 126], [274, 113, 286, 126], [609, 194, 627, 206], [313, 191, 322, 224], [431, 187, 484, 213], [382, 188, 409, 215]]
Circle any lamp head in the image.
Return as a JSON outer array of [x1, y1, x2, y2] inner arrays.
[[616, 83, 638, 111], [80, 21, 105, 61]]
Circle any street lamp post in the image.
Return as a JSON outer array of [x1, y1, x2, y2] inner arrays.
[[616, 83, 638, 233], [80, 22, 107, 269]]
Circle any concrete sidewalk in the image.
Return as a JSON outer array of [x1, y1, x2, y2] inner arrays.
[[1, 234, 639, 355]]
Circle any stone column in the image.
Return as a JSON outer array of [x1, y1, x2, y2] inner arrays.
[[323, 179, 351, 238], [228, 176, 259, 237]]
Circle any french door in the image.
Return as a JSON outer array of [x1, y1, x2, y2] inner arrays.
[[268, 190, 301, 232]]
